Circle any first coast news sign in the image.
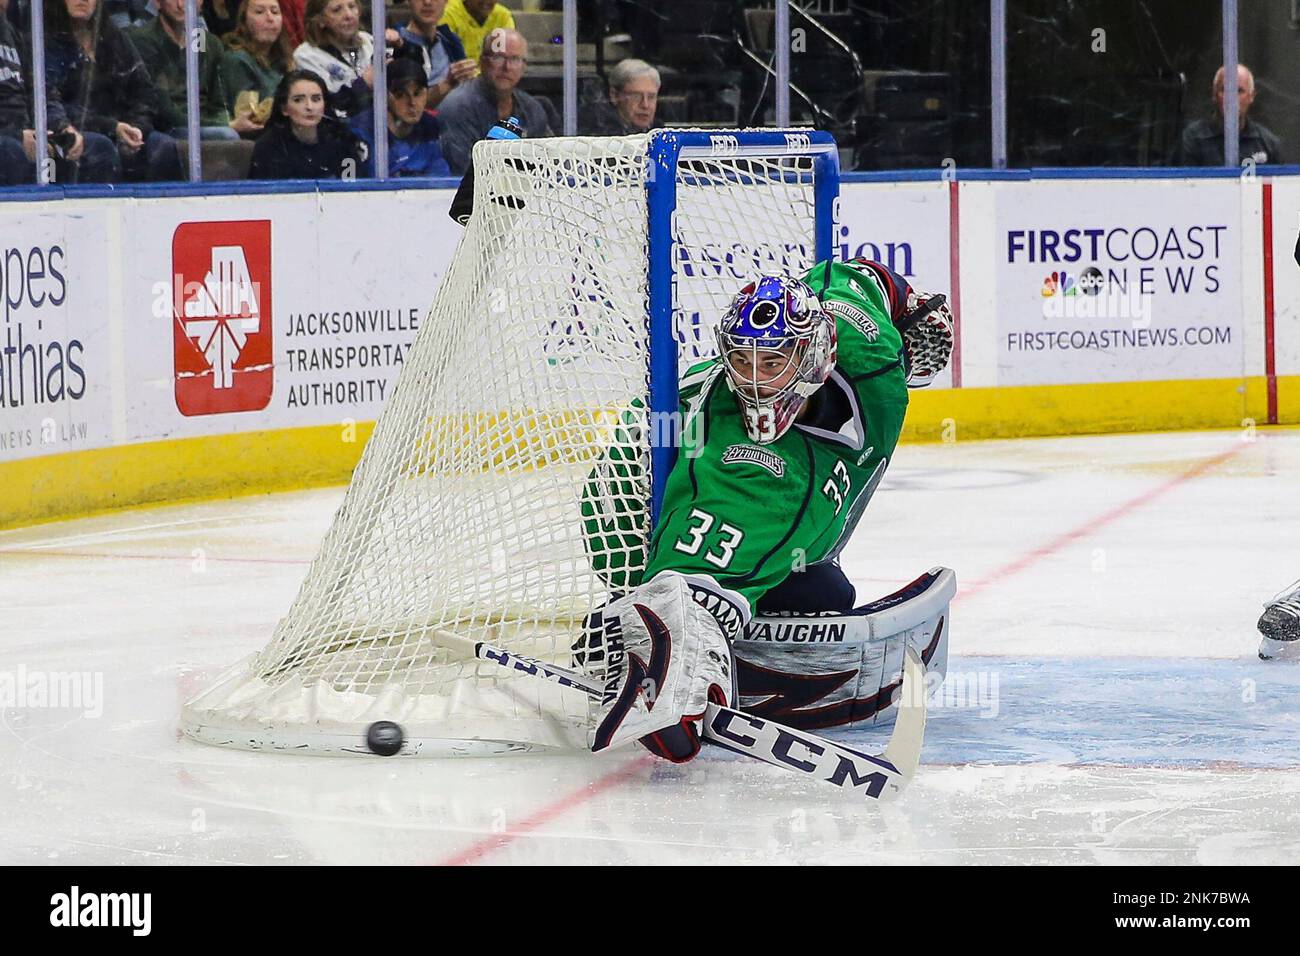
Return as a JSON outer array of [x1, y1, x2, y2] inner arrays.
[[994, 179, 1244, 386], [0, 175, 1277, 473]]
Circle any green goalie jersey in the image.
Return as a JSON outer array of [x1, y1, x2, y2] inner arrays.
[[582, 258, 912, 613]]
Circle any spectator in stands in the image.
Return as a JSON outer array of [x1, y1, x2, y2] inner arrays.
[[437, 27, 549, 174], [349, 55, 449, 177], [1176, 64, 1284, 166], [294, 0, 398, 120], [216, 0, 306, 46], [438, 0, 513, 62], [248, 67, 365, 177], [0, 0, 117, 182], [580, 58, 659, 135], [43, 0, 183, 180], [396, 0, 476, 108], [221, 0, 295, 137], [129, 0, 238, 140]]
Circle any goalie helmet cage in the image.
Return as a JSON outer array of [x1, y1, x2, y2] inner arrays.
[[182, 129, 839, 756]]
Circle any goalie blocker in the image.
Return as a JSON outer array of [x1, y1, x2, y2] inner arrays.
[[587, 571, 747, 762]]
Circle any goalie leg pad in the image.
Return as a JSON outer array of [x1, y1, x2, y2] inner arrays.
[[734, 568, 954, 729], [589, 571, 747, 759]]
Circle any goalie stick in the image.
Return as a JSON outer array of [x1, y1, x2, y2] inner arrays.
[[432, 629, 927, 802]]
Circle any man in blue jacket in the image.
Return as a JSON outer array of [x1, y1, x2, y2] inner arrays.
[[350, 56, 450, 177]]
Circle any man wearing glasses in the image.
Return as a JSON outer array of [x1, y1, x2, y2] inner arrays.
[[581, 58, 661, 136], [439, 26, 553, 174]]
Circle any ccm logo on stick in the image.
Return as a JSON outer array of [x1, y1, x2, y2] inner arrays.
[[707, 709, 892, 799]]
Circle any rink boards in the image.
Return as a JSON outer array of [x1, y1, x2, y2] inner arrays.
[[1, 170, 1298, 527]]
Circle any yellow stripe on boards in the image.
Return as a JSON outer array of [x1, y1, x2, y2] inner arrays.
[[407, 407, 627, 475], [0, 422, 374, 531], [1273, 374, 1300, 425], [901, 376, 1297, 443]]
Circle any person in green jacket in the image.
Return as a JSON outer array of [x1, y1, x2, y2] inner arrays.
[[220, 0, 296, 136]]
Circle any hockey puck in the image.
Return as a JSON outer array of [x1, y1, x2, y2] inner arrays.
[[365, 721, 405, 756]]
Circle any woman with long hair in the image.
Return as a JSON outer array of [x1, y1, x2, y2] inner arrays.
[[43, 0, 182, 181], [292, 0, 398, 120], [0, 0, 118, 182], [221, 0, 296, 135], [248, 69, 366, 179]]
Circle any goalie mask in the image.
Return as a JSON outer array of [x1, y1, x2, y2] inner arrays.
[[716, 273, 836, 444]]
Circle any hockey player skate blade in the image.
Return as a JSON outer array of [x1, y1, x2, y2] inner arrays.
[[1258, 582, 1300, 660], [1258, 605, 1300, 643], [1258, 634, 1300, 661]]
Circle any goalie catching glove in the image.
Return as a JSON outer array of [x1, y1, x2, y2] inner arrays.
[[897, 291, 954, 388], [588, 571, 748, 762]]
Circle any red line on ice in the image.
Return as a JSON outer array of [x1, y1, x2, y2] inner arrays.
[[435, 755, 653, 866], [957, 442, 1249, 602], [439, 440, 1252, 863]]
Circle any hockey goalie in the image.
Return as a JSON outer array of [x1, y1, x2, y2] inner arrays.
[[582, 258, 957, 762]]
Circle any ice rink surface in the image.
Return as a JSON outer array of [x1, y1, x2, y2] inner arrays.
[[2, 427, 1298, 865]]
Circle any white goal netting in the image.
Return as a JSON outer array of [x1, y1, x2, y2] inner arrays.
[[182, 131, 829, 755]]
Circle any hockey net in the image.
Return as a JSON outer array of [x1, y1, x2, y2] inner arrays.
[[182, 131, 831, 755]]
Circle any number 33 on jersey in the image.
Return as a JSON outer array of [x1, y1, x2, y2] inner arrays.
[[645, 260, 913, 612], [585, 258, 915, 613]]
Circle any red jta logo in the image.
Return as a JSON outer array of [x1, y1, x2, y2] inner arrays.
[[173, 220, 273, 415]]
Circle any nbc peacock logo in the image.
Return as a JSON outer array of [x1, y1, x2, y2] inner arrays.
[[1042, 266, 1105, 299], [1040, 270, 1078, 297]]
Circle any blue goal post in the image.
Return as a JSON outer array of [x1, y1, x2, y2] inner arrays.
[[644, 129, 840, 526]]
